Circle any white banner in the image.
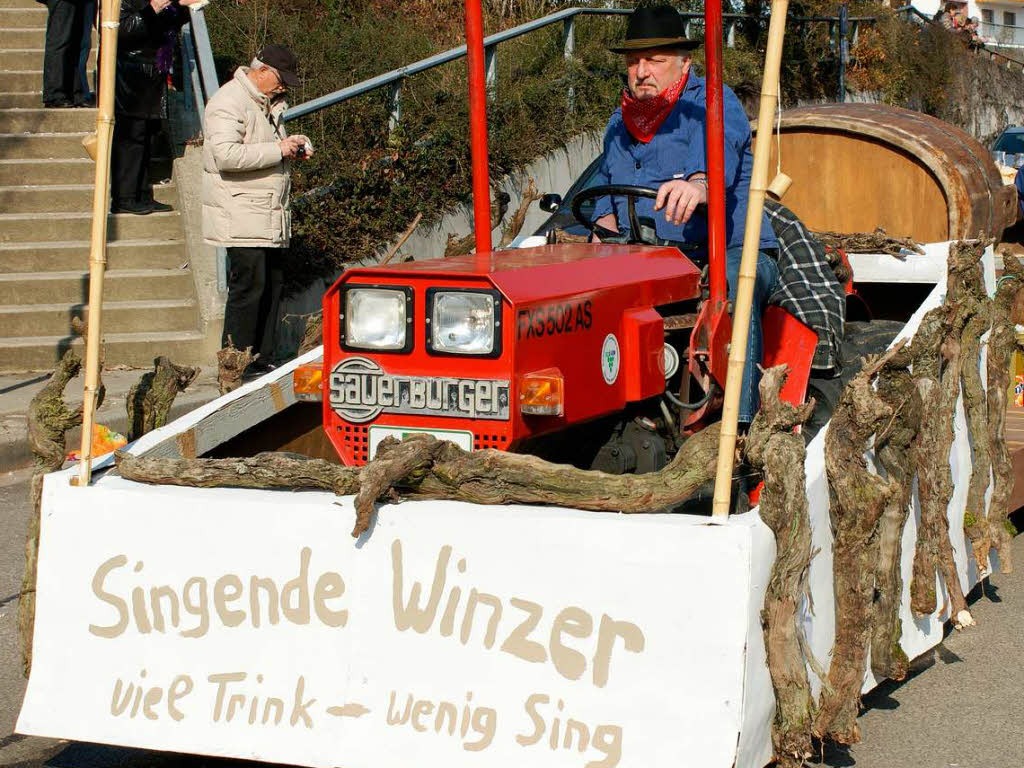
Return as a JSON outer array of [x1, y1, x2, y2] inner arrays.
[[18, 474, 773, 768]]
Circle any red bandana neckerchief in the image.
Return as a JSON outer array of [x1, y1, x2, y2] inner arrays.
[[621, 71, 688, 143]]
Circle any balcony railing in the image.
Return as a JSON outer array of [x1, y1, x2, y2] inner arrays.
[[980, 20, 1024, 47]]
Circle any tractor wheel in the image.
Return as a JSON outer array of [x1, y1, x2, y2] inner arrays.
[[802, 320, 906, 442]]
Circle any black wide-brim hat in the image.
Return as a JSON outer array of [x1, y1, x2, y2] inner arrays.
[[609, 5, 701, 53]]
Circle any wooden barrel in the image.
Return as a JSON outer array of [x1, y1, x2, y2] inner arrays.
[[752, 103, 1016, 243]]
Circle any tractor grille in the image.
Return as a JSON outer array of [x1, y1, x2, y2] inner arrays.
[[473, 433, 509, 451], [335, 425, 509, 464], [338, 424, 369, 463]]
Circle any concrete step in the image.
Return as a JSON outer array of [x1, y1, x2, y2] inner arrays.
[[0, 211, 184, 243], [0, 156, 171, 185], [0, 106, 96, 132], [0, 90, 41, 108], [0, 329, 205, 372], [0, 27, 44, 47], [0, 8, 47, 28], [3, 70, 44, 91], [0, 157, 93, 184], [0, 47, 95, 71], [0, 131, 90, 159], [0, 181, 175, 213], [0, 267, 195, 304], [0, 0, 45, 8], [0, 238, 186, 272], [0, 297, 198, 337]]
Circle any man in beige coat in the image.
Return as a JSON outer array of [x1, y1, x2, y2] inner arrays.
[[202, 44, 312, 371]]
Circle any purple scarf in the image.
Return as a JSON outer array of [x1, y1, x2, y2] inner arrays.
[[155, 4, 180, 74]]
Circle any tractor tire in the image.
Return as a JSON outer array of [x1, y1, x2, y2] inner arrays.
[[802, 319, 906, 442]]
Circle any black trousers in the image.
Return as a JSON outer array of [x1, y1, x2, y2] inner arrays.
[[110, 116, 157, 205], [42, 0, 84, 104], [222, 247, 280, 357]]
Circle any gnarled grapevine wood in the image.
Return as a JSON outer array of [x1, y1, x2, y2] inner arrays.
[[813, 341, 906, 745], [298, 312, 323, 356], [117, 411, 733, 538], [217, 338, 256, 395], [498, 177, 542, 248], [127, 357, 200, 441], [22, 349, 103, 676], [909, 241, 980, 629], [870, 354, 921, 682], [27, 350, 84, 473], [744, 366, 815, 767], [983, 252, 1024, 573], [953, 244, 993, 571], [810, 228, 924, 257]]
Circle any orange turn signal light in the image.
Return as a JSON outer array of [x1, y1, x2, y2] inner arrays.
[[519, 368, 564, 416], [293, 364, 324, 401]]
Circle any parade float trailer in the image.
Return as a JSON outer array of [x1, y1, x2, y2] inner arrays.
[[13, 241, 1006, 768], [14, 0, 1022, 766]]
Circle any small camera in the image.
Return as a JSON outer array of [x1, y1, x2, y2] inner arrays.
[[295, 145, 305, 159]]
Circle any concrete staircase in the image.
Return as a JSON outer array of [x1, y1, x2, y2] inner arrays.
[[0, 0, 205, 371]]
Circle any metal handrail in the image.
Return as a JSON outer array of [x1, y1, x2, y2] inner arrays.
[[182, 6, 229, 293], [284, 7, 624, 121], [189, 6, 221, 100]]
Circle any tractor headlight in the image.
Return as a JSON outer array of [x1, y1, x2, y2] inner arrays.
[[428, 289, 502, 357], [342, 286, 412, 352]]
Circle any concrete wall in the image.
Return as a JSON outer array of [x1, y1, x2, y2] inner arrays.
[[173, 145, 226, 361], [941, 52, 1024, 145]]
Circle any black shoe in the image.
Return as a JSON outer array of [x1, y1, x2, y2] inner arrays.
[[73, 95, 96, 108], [110, 199, 154, 215], [145, 200, 173, 213], [43, 99, 73, 108], [248, 359, 277, 374], [242, 360, 277, 380]]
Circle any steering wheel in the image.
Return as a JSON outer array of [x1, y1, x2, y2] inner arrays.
[[570, 184, 660, 244]]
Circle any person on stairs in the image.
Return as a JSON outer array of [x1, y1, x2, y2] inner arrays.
[[110, 0, 201, 214], [74, 0, 96, 108], [201, 46, 313, 374], [41, 0, 86, 108]]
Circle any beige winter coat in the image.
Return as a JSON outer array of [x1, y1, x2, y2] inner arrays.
[[202, 67, 291, 248]]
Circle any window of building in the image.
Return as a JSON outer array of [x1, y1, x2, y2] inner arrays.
[[982, 8, 993, 23], [1004, 10, 1016, 26]]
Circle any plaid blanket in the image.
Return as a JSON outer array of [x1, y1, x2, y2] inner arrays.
[[764, 200, 846, 372]]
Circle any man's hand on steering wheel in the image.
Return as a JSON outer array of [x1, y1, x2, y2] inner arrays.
[[655, 177, 708, 226], [569, 182, 708, 245]]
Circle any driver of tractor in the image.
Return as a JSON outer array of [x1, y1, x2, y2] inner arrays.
[[592, 4, 780, 426]]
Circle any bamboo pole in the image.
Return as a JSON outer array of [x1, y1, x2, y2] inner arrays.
[[75, 0, 122, 487], [711, 0, 790, 518]]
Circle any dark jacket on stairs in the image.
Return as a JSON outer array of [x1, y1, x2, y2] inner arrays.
[[115, 0, 187, 119]]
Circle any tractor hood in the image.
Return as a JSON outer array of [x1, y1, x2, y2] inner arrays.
[[340, 244, 701, 305]]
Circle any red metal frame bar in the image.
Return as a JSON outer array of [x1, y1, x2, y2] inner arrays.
[[465, 0, 493, 254], [704, 0, 727, 310]]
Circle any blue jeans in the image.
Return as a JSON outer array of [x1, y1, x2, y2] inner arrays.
[[77, 0, 95, 102], [725, 246, 780, 423]]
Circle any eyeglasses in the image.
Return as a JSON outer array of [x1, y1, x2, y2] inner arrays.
[[266, 66, 287, 93]]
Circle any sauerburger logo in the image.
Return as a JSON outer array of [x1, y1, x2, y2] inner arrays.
[[329, 357, 510, 423]]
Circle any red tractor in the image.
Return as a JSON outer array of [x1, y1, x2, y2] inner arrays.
[[317, 185, 817, 475]]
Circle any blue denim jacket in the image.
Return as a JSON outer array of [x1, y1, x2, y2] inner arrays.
[[592, 73, 778, 253]]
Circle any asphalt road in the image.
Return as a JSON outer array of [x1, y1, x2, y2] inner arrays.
[[0, 467, 1022, 768]]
